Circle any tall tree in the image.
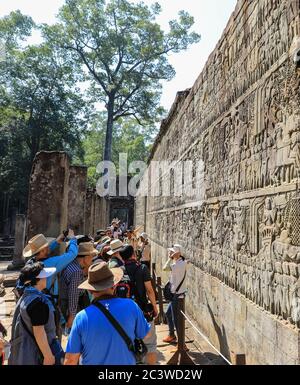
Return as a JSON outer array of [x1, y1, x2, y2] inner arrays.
[[43, 0, 200, 162], [0, 11, 90, 215]]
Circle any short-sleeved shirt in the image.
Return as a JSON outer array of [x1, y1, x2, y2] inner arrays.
[[26, 297, 49, 326], [66, 297, 150, 365], [60, 259, 84, 317], [125, 261, 151, 310]]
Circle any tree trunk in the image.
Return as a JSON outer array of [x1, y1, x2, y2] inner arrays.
[[104, 100, 114, 162]]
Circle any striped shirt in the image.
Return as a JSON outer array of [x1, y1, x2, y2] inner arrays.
[[61, 259, 84, 317]]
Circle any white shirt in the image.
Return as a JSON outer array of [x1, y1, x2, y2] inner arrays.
[[140, 242, 151, 262], [170, 258, 187, 295]]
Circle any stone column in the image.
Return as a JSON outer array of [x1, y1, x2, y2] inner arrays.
[[67, 166, 87, 235], [27, 151, 70, 239], [84, 189, 93, 236], [7, 214, 26, 270]]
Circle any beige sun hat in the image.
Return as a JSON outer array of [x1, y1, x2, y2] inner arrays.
[[23, 234, 53, 258], [78, 261, 123, 291], [107, 239, 124, 255], [78, 242, 99, 257], [95, 236, 111, 246]]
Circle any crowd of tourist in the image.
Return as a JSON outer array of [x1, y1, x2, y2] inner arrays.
[[0, 218, 187, 366]]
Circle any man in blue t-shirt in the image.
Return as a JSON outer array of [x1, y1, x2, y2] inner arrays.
[[64, 261, 150, 365]]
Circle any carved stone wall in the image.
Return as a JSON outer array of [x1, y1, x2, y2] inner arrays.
[[68, 165, 87, 234], [27, 152, 70, 239], [135, 0, 300, 364], [27, 151, 108, 239]]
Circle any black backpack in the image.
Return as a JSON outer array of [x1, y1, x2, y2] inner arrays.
[[114, 262, 140, 301]]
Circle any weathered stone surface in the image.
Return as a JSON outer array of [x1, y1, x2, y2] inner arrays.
[[7, 214, 26, 270], [27, 152, 108, 239], [135, 0, 300, 364], [67, 166, 87, 234], [27, 151, 70, 239]]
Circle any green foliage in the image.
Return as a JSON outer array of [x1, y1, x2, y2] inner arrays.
[[43, 0, 200, 160], [77, 113, 154, 186], [0, 12, 90, 211], [0, 2, 201, 218]]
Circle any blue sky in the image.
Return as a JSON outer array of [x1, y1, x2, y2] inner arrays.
[[0, 0, 237, 111]]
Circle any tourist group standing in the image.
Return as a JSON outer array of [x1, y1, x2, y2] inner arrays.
[[5, 218, 187, 365]]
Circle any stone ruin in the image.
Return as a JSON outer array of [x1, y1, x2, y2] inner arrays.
[[27, 151, 109, 240], [135, 0, 300, 364], [9, 151, 135, 268]]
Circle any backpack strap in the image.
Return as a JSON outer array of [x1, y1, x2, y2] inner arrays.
[[174, 268, 186, 294], [92, 300, 134, 353]]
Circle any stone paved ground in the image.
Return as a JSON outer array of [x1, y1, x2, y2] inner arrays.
[[1, 260, 225, 365]]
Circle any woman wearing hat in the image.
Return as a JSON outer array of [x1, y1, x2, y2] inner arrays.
[[9, 262, 63, 365]]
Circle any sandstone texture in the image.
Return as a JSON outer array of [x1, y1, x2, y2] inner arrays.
[[135, 0, 300, 364]]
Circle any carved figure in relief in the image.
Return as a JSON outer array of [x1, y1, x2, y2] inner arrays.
[[254, 267, 262, 306], [282, 273, 290, 319], [274, 262, 284, 317], [291, 279, 300, 327], [242, 265, 248, 296], [263, 197, 276, 226], [262, 267, 270, 310]]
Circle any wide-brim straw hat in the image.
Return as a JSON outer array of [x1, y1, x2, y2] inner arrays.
[[23, 234, 55, 258], [107, 239, 124, 255], [78, 242, 99, 257], [94, 236, 111, 247], [78, 261, 123, 291]]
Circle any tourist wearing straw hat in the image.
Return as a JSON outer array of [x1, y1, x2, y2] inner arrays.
[[20, 230, 78, 302], [60, 242, 98, 331], [64, 262, 150, 365], [107, 239, 125, 268]]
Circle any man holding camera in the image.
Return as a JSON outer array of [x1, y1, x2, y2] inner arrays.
[[21, 229, 79, 301]]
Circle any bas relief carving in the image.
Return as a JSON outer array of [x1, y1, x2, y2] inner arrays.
[[141, 0, 300, 329]]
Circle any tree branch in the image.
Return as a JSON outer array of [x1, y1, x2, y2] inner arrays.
[[64, 43, 110, 96]]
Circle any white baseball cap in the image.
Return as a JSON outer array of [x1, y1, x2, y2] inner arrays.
[[168, 244, 183, 255], [140, 232, 148, 240], [36, 267, 56, 279]]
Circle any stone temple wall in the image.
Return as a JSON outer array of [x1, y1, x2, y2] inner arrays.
[[27, 151, 108, 239], [135, 0, 300, 364]]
